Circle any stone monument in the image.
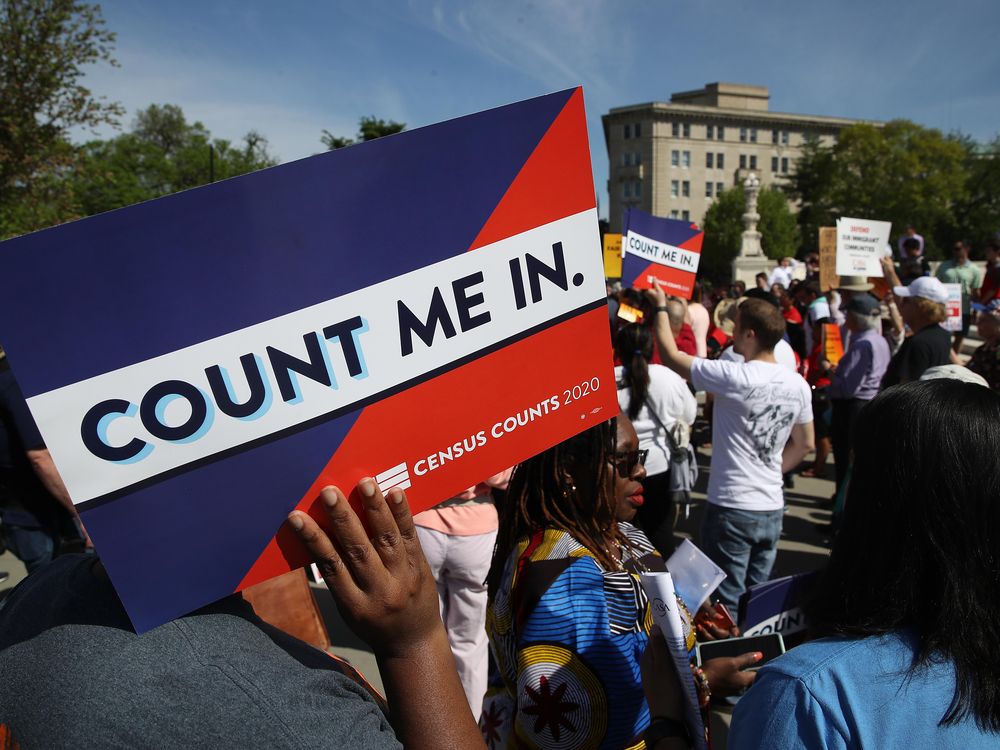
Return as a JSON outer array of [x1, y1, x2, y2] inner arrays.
[[731, 172, 772, 285]]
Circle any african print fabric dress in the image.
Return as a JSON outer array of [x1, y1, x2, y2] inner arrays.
[[481, 523, 665, 750]]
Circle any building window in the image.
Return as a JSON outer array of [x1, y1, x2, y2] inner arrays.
[[716, 182, 724, 196], [750, 128, 758, 143], [782, 131, 790, 145], [772, 129, 779, 145], [717, 126, 725, 140], [682, 123, 690, 138], [717, 153, 724, 169], [624, 124, 631, 140], [622, 181, 631, 199], [740, 127, 747, 142], [771, 156, 779, 172], [781, 157, 789, 173], [750, 155, 758, 169], [706, 152, 714, 169], [634, 151, 642, 166], [634, 179, 642, 198], [635, 123, 642, 138], [705, 182, 713, 198], [706, 124, 714, 140], [672, 122, 680, 137], [682, 210, 690, 221], [682, 180, 690, 197], [671, 180, 679, 198], [682, 150, 691, 168], [670, 210, 679, 219], [739, 154, 747, 169], [671, 150, 679, 167]]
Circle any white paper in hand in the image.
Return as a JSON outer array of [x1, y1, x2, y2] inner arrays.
[[640, 571, 708, 750], [666, 538, 726, 613]]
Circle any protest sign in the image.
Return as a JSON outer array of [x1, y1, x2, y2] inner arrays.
[[738, 572, 819, 650], [641, 572, 709, 750], [835, 217, 891, 277], [602, 233, 622, 278], [818, 227, 840, 292], [944, 283, 964, 332], [0, 87, 617, 632], [823, 323, 845, 366], [621, 209, 703, 298]]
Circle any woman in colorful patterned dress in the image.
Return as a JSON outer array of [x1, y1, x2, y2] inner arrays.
[[481, 417, 662, 750]]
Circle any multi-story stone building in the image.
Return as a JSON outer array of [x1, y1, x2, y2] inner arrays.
[[602, 82, 882, 232]]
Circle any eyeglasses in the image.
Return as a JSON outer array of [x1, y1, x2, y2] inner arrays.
[[614, 449, 648, 477]]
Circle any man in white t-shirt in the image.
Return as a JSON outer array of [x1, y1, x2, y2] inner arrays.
[[647, 281, 815, 610]]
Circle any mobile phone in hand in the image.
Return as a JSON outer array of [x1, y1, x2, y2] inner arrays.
[[695, 633, 785, 671]]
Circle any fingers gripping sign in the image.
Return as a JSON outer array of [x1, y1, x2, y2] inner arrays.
[[286, 479, 442, 659]]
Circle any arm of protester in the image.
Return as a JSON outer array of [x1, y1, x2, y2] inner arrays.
[[701, 653, 761, 697], [26, 447, 91, 547], [640, 627, 694, 750], [781, 422, 815, 474], [880, 256, 902, 289], [286, 481, 487, 750], [646, 279, 696, 380]]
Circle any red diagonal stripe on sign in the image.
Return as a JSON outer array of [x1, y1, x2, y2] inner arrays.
[[467, 87, 595, 252]]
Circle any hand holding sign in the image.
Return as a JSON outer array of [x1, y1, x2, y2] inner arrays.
[[286, 479, 486, 749], [287, 480, 439, 657]]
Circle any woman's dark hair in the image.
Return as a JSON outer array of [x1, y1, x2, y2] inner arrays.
[[614, 323, 652, 421], [487, 419, 625, 599], [807, 380, 1000, 730]]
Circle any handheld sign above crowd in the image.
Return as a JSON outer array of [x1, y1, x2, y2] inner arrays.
[[944, 283, 964, 332], [835, 217, 892, 277], [602, 233, 623, 278], [0, 87, 617, 632], [621, 208, 704, 298]]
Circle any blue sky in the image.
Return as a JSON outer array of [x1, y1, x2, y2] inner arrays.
[[78, 0, 1000, 219]]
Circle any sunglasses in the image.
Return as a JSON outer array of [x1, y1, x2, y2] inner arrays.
[[614, 449, 648, 477]]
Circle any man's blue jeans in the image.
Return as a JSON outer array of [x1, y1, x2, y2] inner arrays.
[[0, 509, 57, 574], [699, 504, 783, 612]]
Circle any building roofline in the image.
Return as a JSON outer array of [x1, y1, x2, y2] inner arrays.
[[601, 101, 883, 129]]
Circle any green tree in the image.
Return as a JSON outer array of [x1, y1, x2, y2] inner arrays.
[[321, 116, 405, 150], [0, 0, 122, 237], [951, 136, 1000, 251], [701, 186, 798, 279], [787, 120, 969, 258], [74, 104, 278, 216]]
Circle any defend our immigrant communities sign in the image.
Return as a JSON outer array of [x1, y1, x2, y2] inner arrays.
[[603, 233, 623, 278], [0, 87, 618, 632], [620, 208, 704, 298], [835, 217, 891, 277]]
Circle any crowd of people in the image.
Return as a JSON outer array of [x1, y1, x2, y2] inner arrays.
[[1, 229, 999, 749]]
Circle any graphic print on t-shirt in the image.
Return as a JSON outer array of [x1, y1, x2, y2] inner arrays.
[[747, 403, 796, 463]]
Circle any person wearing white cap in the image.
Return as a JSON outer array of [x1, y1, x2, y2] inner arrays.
[[881, 277, 953, 388]]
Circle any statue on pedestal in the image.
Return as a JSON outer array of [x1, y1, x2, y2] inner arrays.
[[739, 172, 763, 257]]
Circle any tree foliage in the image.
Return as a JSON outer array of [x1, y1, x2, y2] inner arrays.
[[321, 116, 405, 150], [701, 185, 798, 279], [72, 104, 278, 216], [786, 120, 971, 258], [0, 0, 122, 236]]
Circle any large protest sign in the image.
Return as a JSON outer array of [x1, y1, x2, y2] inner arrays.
[[835, 217, 891, 277], [621, 209, 703, 298], [602, 233, 622, 278], [0, 88, 617, 632]]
